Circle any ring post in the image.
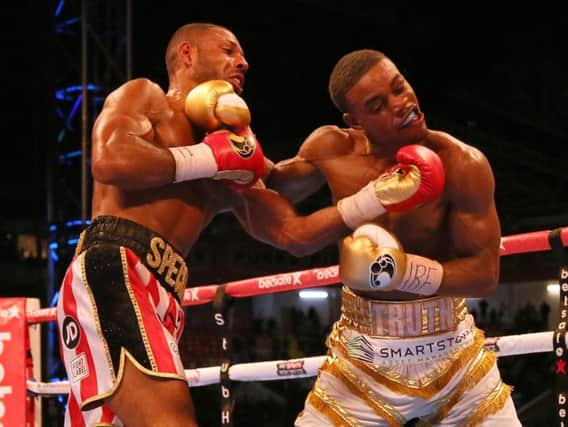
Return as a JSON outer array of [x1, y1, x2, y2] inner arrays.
[[26, 298, 42, 427], [0, 298, 27, 426]]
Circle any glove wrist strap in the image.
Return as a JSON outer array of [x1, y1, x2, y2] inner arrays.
[[397, 254, 443, 295], [337, 181, 386, 229], [168, 143, 218, 183]]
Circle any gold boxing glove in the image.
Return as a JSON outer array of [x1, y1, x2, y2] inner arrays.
[[185, 80, 251, 131], [339, 223, 443, 295]]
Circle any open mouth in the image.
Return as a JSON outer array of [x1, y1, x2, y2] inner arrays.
[[400, 107, 421, 128], [227, 75, 244, 93]]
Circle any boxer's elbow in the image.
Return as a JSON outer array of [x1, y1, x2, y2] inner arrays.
[[272, 230, 318, 258], [92, 155, 136, 186], [92, 156, 119, 184], [473, 263, 500, 297], [475, 279, 498, 298], [283, 243, 314, 258], [251, 215, 328, 258]]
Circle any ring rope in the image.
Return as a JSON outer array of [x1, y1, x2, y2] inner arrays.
[[20, 225, 566, 427], [26, 330, 554, 396], [25, 226, 568, 324]]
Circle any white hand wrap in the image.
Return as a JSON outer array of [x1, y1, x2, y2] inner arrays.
[[337, 181, 387, 229], [168, 144, 218, 183]]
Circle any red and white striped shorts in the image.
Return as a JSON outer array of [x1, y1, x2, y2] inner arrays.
[[56, 242, 186, 426]]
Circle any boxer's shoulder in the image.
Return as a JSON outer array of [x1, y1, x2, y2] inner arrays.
[[424, 130, 488, 174], [299, 125, 358, 161], [104, 78, 168, 114]]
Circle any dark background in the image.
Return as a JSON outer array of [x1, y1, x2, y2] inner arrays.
[[1, 2, 565, 426], [5, 1, 567, 233]]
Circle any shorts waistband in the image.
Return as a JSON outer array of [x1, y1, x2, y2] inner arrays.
[[340, 287, 467, 338], [76, 215, 188, 302]]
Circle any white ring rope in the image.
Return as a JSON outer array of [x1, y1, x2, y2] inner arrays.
[[23, 227, 566, 398], [27, 330, 554, 396]]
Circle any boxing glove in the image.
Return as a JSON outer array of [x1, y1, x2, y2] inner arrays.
[[337, 145, 445, 228], [185, 80, 251, 131], [339, 223, 443, 295], [168, 127, 264, 190]]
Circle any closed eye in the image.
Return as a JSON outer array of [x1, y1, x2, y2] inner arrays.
[[366, 97, 385, 113], [393, 85, 405, 95]]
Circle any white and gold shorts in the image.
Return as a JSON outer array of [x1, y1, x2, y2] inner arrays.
[[295, 287, 521, 427]]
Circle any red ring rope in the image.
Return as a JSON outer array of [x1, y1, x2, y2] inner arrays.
[[26, 226, 567, 323]]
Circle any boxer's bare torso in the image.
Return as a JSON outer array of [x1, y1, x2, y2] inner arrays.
[[90, 77, 355, 260], [270, 125, 500, 301], [91, 78, 249, 255]]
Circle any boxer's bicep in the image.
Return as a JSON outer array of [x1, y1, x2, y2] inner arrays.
[[266, 156, 325, 203], [448, 149, 500, 259], [443, 151, 501, 296]]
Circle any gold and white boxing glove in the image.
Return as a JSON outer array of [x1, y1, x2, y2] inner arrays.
[[336, 145, 445, 229], [339, 223, 443, 295], [185, 80, 251, 131]]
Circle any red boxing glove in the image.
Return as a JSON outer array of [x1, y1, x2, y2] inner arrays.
[[337, 145, 445, 228], [204, 128, 265, 190], [168, 128, 264, 189], [381, 144, 445, 212]]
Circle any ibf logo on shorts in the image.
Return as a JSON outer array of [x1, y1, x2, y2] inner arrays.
[[62, 316, 80, 349]]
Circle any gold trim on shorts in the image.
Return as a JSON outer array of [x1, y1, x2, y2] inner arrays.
[[80, 247, 186, 411], [307, 386, 364, 427], [310, 339, 501, 425], [463, 380, 512, 427], [416, 348, 498, 425], [75, 229, 87, 257], [340, 287, 467, 338], [81, 349, 187, 410], [76, 217, 189, 302], [324, 356, 405, 426], [328, 325, 487, 399], [79, 251, 116, 385]]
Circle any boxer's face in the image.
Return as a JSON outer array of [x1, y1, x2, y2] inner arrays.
[[343, 58, 427, 146], [192, 28, 249, 94]]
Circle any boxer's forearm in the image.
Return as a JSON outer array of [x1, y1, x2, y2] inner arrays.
[[232, 187, 349, 257]]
